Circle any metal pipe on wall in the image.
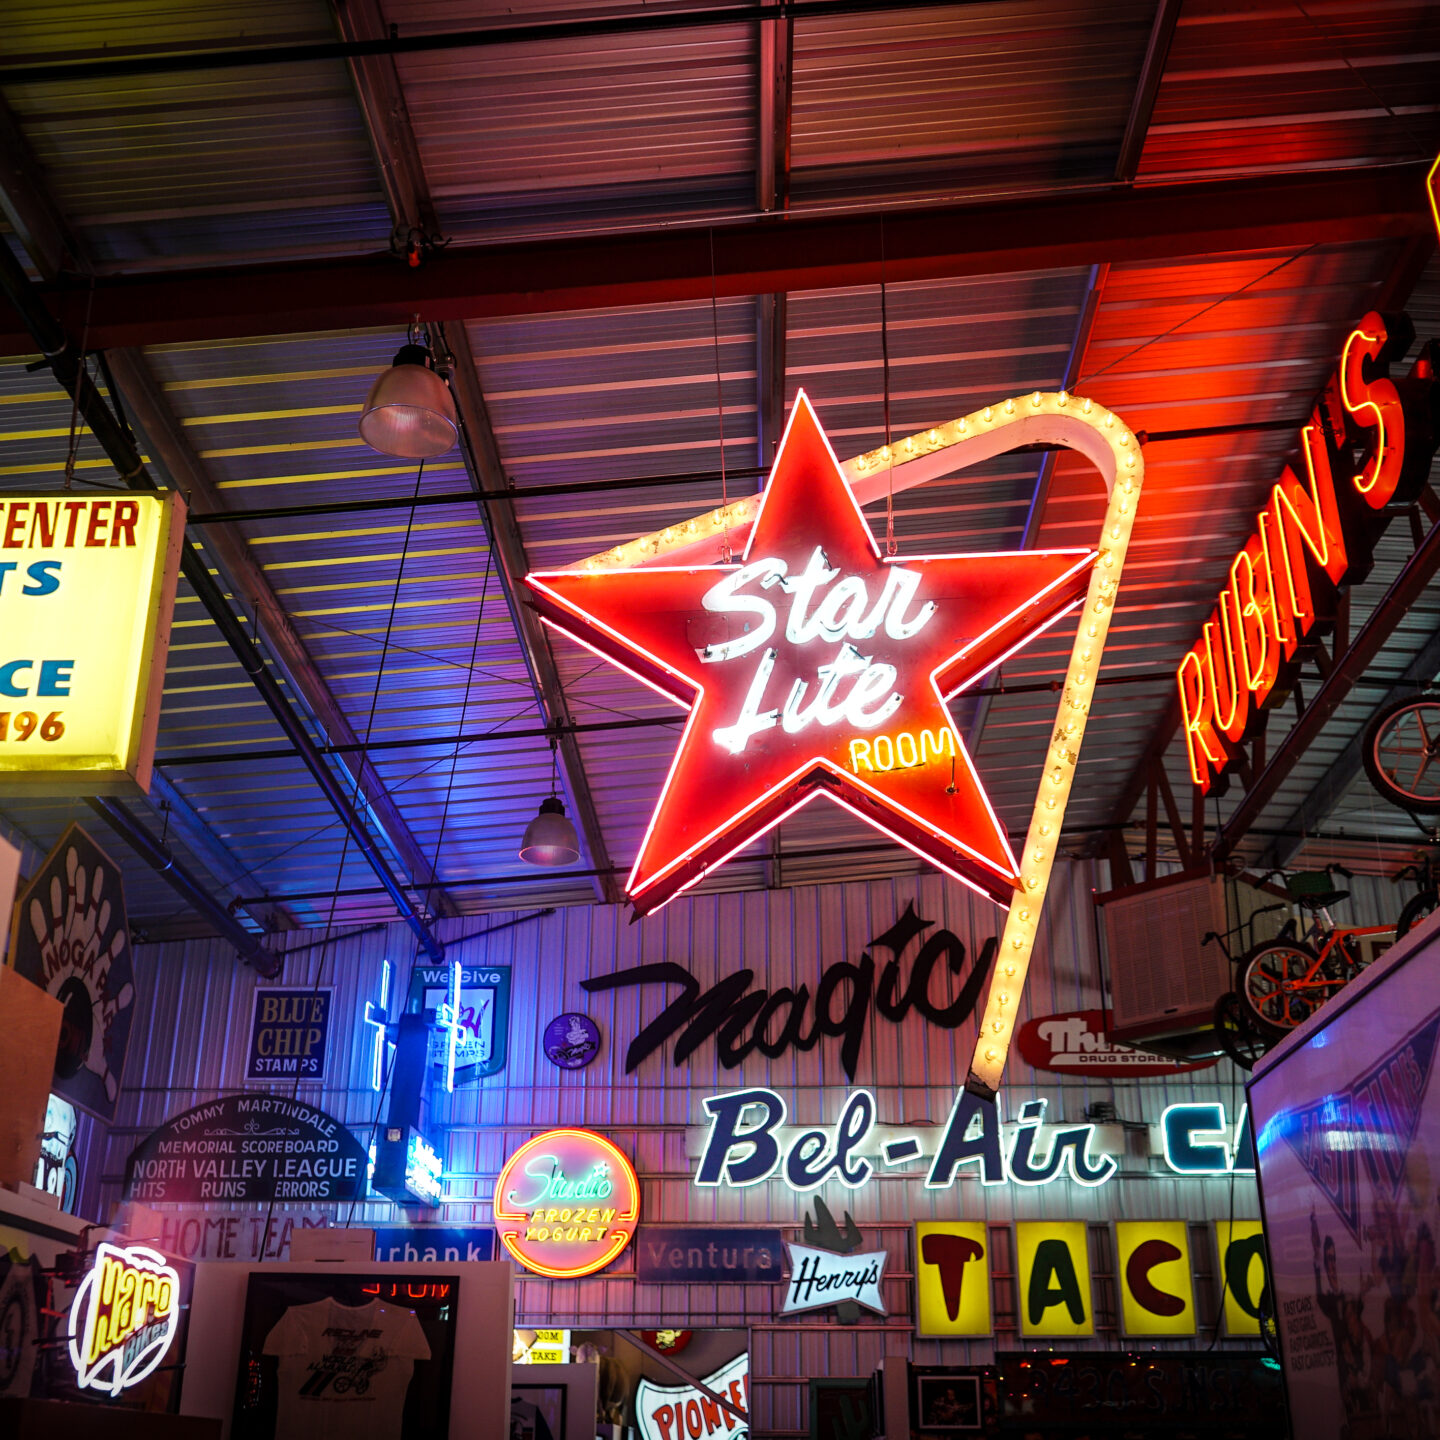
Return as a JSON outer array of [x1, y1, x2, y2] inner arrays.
[[85, 797, 277, 973], [0, 242, 446, 963]]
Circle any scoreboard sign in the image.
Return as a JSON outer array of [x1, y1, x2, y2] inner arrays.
[[0, 491, 185, 794]]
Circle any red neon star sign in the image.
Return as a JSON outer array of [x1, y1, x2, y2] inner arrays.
[[526, 392, 1096, 915]]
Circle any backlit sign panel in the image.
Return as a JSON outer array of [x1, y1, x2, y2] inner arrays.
[[915, 1222, 992, 1338], [0, 492, 184, 794], [1115, 1221, 1197, 1338], [68, 1242, 180, 1397], [494, 1128, 640, 1278]]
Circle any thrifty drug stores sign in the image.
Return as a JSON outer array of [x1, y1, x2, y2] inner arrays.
[[1178, 312, 1440, 791], [0, 493, 185, 793]]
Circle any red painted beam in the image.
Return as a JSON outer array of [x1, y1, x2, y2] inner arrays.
[[1, 163, 1430, 354]]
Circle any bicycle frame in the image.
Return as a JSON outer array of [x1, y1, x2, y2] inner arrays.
[[1265, 921, 1394, 1001]]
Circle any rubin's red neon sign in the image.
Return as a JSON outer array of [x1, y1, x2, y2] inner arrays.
[[1178, 311, 1440, 793], [526, 392, 1096, 915]]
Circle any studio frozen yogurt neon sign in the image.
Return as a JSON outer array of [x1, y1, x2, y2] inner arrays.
[[528, 387, 1146, 1095]]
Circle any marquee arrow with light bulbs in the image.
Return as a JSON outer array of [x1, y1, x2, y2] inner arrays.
[[526, 387, 1145, 1096]]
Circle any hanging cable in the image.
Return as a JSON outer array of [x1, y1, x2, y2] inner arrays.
[[61, 278, 96, 491], [708, 228, 733, 562], [879, 217, 896, 557]]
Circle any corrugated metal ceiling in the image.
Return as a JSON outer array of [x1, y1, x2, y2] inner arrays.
[[0, 0, 1437, 945]]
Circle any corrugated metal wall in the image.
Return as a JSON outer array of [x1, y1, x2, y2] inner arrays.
[[88, 861, 1387, 1432]]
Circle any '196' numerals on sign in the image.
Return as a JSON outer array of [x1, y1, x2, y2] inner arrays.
[[0, 711, 64, 742]]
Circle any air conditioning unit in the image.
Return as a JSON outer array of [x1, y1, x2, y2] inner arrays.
[[1096, 869, 1285, 1053]]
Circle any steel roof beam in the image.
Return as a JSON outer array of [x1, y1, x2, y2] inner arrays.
[[0, 163, 1429, 355], [1264, 623, 1440, 871], [332, 0, 618, 904], [1214, 509, 1440, 862], [0, 240, 446, 963], [107, 352, 460, 919], [1114, 0, 1183, 183], [0, 94, 454, 927]]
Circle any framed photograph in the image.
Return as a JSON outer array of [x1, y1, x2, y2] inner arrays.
[[230, 1271, 459, 1440], [914, 1372, 982, 1433], [809, 1377, 876, 1440], [513, 1384, 566, 1440]]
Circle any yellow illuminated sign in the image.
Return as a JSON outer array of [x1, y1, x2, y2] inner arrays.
[[1015, 1221, 1093, 1337], [1115, 1221, 1196, 1337], [915, 1222, 991, 1338], [1215, 1220, 1269, 1337], [0, 493, 184, 794]]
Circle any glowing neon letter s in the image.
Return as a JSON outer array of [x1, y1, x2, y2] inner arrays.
[[700, 558, 788, 662], [694, 1088, 786, 1187], [1341, 312, 1405, 509]]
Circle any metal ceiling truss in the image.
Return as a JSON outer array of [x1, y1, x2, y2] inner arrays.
[[0, 244, 447, 964], [1098, 228, 1438, 877], [0, 164, 1430, 355], [333, 0, 619, 905], [1114, 0, 1183, 184], [0, 95, 455, 942]]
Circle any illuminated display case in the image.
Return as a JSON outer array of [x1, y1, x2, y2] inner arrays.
[[181, 1260, 513, 1440]]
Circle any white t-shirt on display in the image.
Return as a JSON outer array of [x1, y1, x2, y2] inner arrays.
[[262, 1296, 431, 1440]]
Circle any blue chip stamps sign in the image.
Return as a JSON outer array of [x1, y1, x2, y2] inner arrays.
[[408, 963, 510, 1083], [543, 1012, 601, 1070], [247, 987, 332, 1080], [123, 1095, 368, 1205], [636, 1227, 785, 1283]]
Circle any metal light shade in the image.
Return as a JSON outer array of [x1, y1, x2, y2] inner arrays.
[[520, 796, 580, 866], [358, 343, 458, 458]]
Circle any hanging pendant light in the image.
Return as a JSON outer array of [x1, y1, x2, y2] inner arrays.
[[520, 796, 580, 867], [359, 325, 458, 459]]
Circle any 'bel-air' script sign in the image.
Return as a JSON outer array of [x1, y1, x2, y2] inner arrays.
[[527, 392, 1095, 914], [582, 903, 994, 1080]]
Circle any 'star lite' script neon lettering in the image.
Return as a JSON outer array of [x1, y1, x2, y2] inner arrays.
[[701, 546, 935, 754]]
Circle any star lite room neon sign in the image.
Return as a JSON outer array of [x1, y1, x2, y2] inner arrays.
[[529, 388, 1146, 1095], [527, 393, 1094, 913]]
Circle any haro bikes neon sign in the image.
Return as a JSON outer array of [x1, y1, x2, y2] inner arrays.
[[1177, 310, 1440, 793], [68, 1242, 180, 1397]]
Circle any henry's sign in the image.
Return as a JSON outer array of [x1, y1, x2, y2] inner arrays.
[[1017, 1010, 1217, 1078], [0, 492, 185, 794], [124, 1095, 368, 1204], [1178, 311, 1440, 791]]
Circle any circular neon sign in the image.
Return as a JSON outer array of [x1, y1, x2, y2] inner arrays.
[[494, 1129, 640, 1278]]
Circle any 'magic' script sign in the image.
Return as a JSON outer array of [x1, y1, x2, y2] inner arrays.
[[581, 903, 994, 1080]]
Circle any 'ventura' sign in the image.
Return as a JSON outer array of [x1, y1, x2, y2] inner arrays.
[[1178, 311, 1440, 791], [582, 903, 993, 1080], [123, 1095, 368, 1205]]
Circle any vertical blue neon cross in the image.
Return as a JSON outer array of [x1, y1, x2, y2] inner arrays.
[[363, 959, 396, 1092], [433, 959, 464, 1094]]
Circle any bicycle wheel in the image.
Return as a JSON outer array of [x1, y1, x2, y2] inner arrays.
[[1214, 991, 1270, 1072], [1363, 698, 1440, 812], [1398, 890, 1440, 939], [1241, 942, 1322, 1035]]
